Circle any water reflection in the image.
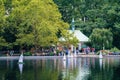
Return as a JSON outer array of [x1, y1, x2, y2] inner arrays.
[[99, 59, 102, 70], [63, 60, 66, 69], [76, 58, 90, 80], [18, 64, 23, 74], [0, 57, 120, 80], [4, 70, 17, 80]]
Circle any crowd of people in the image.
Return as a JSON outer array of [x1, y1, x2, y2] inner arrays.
[[81, 47, 95, 54], [3, 46, 95, 56]]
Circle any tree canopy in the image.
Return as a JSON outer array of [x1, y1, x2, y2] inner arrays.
[[0, 0, 8, 49], [0, 0, 72, 50], [54, 0, 120, 49], [0, 0, 120, 50], [90, 28, 113, 50]]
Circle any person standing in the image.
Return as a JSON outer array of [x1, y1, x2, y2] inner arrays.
[[10, 50, 14, 56], [91, 48, 95, 54]]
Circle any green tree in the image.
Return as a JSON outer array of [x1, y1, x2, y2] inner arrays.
[[102, 2, 120, 49], [59, 30, 79, 48], [90, 28, 113, 50], [53, 0, 82, 23], [54, 0, 120, 49], [7, 0, 69, 51], [0, 0, 8, 49]]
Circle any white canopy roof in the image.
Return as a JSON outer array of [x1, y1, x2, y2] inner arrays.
[[59, 30, 89, 42], [69, 30, 89, 42]]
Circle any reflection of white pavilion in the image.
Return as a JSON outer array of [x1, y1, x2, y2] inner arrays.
[[75, 58, 90, 80], [62, 58, 90, 80], [76, 64, 90, 80]]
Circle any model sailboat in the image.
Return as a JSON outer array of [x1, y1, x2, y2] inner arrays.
[[99, 51, 103, 59], [18, 53, 24, 64], [63, 54, 66, 61]]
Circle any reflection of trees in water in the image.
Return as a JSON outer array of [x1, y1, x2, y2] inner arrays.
[[88, 58, 120, 80], [23, 58, 89, 80], [112, 64, 120, 80], [0, 60, 18, 80], [1, 57, 120, 80], [32, 59, 60, 80], [5, 70, 17, 80]]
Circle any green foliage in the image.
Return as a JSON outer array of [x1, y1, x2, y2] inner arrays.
[[1, 0, 120, 50], [0, 0, 8, 49], [90, 28, 113, 50], [24, 52, 32, 56], [14, 0, 69, 48], [49, 52, 54, 56], [110, 47, 120, 52], [96, 50, 109, 55], [0, 37, 8, 49], [0, 0, 70, 50], [54, 0, 120, 49], [59, 30, 79, 47]]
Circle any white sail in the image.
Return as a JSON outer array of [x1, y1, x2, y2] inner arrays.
[[63, 54, 66, 61], [99, 51, 103, 59], [18, 54, 23, 63]]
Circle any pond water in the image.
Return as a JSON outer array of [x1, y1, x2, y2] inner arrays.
[[0, 57, 120, 80]]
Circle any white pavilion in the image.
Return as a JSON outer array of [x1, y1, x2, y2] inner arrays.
[[59, 18, 89, 56]]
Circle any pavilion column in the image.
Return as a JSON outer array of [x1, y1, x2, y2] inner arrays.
[[68, 49, 71, 57], [78, 43, 81, 51], [74, 47, 77, 57], [71, 45, 74, 52]]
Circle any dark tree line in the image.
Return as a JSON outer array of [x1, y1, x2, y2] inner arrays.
[[54, 0, 120, 49]]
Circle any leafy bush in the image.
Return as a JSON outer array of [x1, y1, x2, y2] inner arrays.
[[110, 47, 120, 52], [24, 52, 32, 56], [96, 50, 109, 55], [49, 52, 54, 56]]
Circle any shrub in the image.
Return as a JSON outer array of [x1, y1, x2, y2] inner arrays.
[[110, 47, 120, 52], [24, 52, 32, 56]]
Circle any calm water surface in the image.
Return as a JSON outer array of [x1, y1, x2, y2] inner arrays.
[[0, 57, 120, 80]]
